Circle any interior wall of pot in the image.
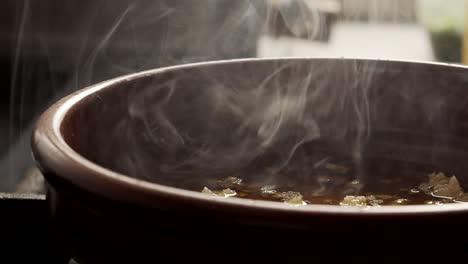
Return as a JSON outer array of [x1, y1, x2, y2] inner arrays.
[[61, 59, 468, 188]]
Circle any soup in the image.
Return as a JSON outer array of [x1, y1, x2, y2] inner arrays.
[[201, 172, 468, 206], [194, 151, 468, 206]]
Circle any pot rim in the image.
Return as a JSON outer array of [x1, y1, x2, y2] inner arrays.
[[32, 57, 468, 216]]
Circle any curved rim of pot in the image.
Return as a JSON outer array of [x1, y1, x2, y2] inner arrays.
[[32, 57, 468, 216]]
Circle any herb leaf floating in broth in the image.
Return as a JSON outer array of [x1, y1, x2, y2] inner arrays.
[[260, 185, 278, 197], [339, 196, 368, 207], [278, 191, 306, 206], [419, 172, 465, 200], [202, 187, 237, 198]]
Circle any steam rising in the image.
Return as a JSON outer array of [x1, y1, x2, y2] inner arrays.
[[5, 0, 421, 191], [115, 58, 376, 187]]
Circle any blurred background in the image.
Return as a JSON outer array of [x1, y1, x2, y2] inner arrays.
[[1, 0, 467, 193]]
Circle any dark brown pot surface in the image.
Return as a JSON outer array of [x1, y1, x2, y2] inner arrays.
[[32, 58, 468, 263]]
